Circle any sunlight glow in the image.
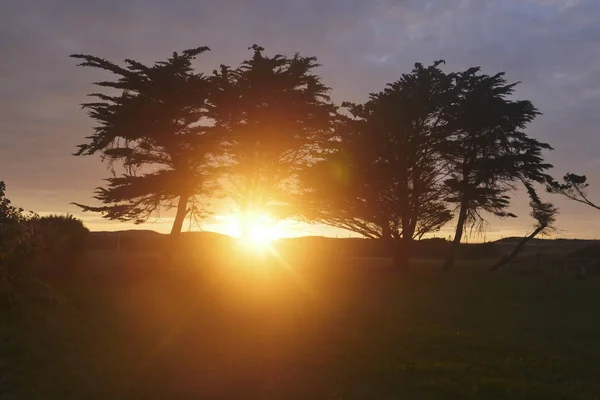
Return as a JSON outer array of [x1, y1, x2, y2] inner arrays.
[[233, 213, 282, 251]]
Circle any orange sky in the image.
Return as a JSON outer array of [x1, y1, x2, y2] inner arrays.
[[43, 205, 598, 242]]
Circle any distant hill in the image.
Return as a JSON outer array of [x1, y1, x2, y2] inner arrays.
[[90, 230, 162, 239], [492, 237, 598, 258], [493, 237, 596, 245], [86, 229, 599, 260], [87, 230, 234, 252]]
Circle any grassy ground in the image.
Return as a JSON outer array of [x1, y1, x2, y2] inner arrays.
[[2, 253, 600, 399]]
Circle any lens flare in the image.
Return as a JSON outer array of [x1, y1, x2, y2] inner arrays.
[[236, 214, 281, 251]]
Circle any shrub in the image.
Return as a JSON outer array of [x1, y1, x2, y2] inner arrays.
[[0, 182, 88, 305], [34, 214, 89, 269], [0, 182, 41, 304]]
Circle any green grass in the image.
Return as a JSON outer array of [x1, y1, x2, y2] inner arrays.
[[2, 254, 600, 399]]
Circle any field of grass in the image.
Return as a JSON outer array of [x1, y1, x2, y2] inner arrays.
[[2, 253, 600, 399]]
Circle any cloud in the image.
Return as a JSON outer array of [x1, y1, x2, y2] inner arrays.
[[1, 0, 599, 236]]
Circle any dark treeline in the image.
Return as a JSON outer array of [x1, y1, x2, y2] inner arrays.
[[71, 45, 557, 269]]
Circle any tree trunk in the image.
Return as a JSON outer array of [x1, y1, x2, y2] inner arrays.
[[443, 200, 468, 271], [489, 224, 546, 271], [170, 193, 190, 236], [392, 213, 414, 271], [166, 193, 190, 259]]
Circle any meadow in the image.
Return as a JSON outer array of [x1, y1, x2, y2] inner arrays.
[[2, 251, 600, 399]]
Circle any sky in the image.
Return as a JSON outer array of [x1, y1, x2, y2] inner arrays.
[[1, 0, 599, 240]]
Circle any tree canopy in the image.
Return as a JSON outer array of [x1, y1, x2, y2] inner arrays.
[[547, 173, 599, 211], [490, 181, 557, 271], [71, 47, 218, 235], [299, 61, 454, 268], [70, 45, 557, 264], [440, 68, 553, 270], [0, 181, 24, 224], [211, 45, 337, 236]]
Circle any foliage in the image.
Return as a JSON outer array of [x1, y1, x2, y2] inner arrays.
[[0, 182, 43, 304], [547, 173, 599, 211], [490, 182, 558, 271], [66, 46, 556, 268], [298, 62, 454, 267], [0, 181, 25, 223], [298, 62, 553, 269], [525, 183, 557, 233], [1, 182, 88, 305], [1, 182, 34, 301], [71, 47, 218, 235], [441, 68, 553, 269], [35, 214, 89, 268], [211, 45, 337, 234]]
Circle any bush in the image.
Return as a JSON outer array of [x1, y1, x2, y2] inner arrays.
[[1, 182, 88, 305], [34, 214, 89, 269], [0, 182, 40, 304]]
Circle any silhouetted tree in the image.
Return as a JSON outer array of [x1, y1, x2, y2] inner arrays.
[[0, 182, 38, 302], [71, 47, 218, 235], [1, 181, 29, 302], [489, 182, 557, 271], [441, 68, 553, 270], [299, 62, 454, 269], [0, 181, 24, 224], [211, 45, 337, 237], [547, 173, 599, 211], [1, 183, 88, 303]]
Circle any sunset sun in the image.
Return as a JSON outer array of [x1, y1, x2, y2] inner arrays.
[[233, 214, 282, 250]]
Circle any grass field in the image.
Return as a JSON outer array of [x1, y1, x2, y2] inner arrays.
[[2, 253, 600, 399]]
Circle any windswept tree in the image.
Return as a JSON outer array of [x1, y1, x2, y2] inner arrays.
[[299, 62, 454, 268], [489, 182, 557, 271], [441, 68, 553, 270], [211, 45, 337, 237], [547, 173, 599, 211], [71, 47, 219, 235]]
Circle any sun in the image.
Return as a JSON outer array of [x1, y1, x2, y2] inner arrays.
[[243, 224, 276, 247], [212, 213, 289, 251], [235, 214, 282, 250]]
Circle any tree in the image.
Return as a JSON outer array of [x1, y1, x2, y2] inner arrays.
[[299, 62, 454, 269], [211, 45, 337, 237], [547, 173, 599, 211], [441, 68, 553, 270], [0, 182, 40, 302], [1, 183, 88, 304], [0, 181, 24, 224], [71, 47, 218, 236], [489, 182, 557, 271]]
